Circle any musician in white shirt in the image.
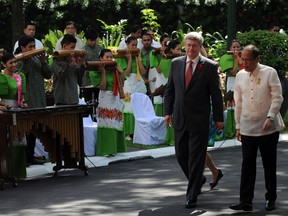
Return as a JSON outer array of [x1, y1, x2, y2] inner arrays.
[[13, 22, 44, 53], [118, 24, 142, 49], [54, 21, 84, 51]]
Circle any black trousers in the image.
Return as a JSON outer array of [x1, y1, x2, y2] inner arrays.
[[174, 128, 208, 202], [240, 132, 279, 204]]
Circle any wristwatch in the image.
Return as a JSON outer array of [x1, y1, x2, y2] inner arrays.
[[267, 116, 274, 121]]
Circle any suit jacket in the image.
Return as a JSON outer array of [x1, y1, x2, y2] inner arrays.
[[164, 55, 223, 132]]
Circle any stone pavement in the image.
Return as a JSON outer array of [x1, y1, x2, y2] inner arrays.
[[0, 136, 288, 216]]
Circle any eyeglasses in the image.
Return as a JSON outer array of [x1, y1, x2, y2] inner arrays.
[[240, 58, 255, 62]]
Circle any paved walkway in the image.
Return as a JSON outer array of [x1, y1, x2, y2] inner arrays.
[[1, 136, 288, 215], [26, 135, 242, 178]]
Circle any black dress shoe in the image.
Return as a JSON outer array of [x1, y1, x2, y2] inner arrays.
[[185, 200, 197, 208], [265, 200, 275, 211], [229, 203, 253, 211], [209, 169, 223, 189]]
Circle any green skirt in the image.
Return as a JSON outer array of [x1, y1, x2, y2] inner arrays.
[[224, 109, 236, 139], [154, 103, 163, 116], [96, 128, 127, 156], [123, 112, 135, 135], [165, 126, 174, 145]]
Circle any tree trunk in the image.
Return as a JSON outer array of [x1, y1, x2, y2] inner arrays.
[[11, 0, 24, 49]]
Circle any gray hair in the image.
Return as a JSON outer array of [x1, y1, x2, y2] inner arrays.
[[184, 32, 204, 45], [242, 44, 260, 59]]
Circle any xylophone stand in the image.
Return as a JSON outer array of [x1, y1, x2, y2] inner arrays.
[[91, 91, 97, 122], [52, 132, 89, 176], [84, 154, 97, 168], [0, 120, 18, 190]]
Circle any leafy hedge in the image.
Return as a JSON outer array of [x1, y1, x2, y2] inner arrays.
[[237, 30, 288, 73]]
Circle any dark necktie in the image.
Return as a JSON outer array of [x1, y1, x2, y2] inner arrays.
[[185, 60, 193, 88]]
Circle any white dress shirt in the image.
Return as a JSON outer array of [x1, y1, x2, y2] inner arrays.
[[137, 40, 161, 49], [13, 38, 44, 53], [118, 36, 142, 49], [185, 54, 200, 75], [54, 36, 85, 51]]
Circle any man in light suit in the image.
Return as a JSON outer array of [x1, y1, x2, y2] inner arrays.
[[229, 45, 283, 212], [164, 32, 224, 208]]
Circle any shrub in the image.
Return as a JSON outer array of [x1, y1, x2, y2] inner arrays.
[[237, 30, 288, 74], [97, 19, 127, 48], [204, 31, 226, 62], [42, 30, 86, 55]]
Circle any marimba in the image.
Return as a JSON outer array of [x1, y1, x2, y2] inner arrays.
[[0, 105, 92, 184]]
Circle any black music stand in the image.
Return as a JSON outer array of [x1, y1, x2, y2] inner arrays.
[[79, 86, 100, 122]]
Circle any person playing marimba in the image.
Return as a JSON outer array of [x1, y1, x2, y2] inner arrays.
[[0, 53, 27, 147], [0, 53, 27, 109], [0, 53, 28, 177], [89, 49, 127, 156], [15, 35, 52, 166]]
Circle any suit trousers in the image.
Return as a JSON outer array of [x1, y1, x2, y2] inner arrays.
[[174, 128, 208, 201], [240, 132, 279, 204]]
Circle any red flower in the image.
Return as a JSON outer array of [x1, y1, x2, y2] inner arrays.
[[197, 64, 203, 70]]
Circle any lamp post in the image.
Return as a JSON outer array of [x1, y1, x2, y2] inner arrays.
[[227, 0, 236, 50]]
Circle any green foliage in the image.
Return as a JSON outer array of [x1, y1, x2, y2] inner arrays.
[[97, 19, 127, 48], [237, 30, 288, 72], [168, 21, 226, 59], [4, 0, 288, 52], [171, 21, 195, 47], [141, 9, 160, 33], [42, 30, 64, 54], [42, 29, 86, 55], [204, 31, 226, 61]]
